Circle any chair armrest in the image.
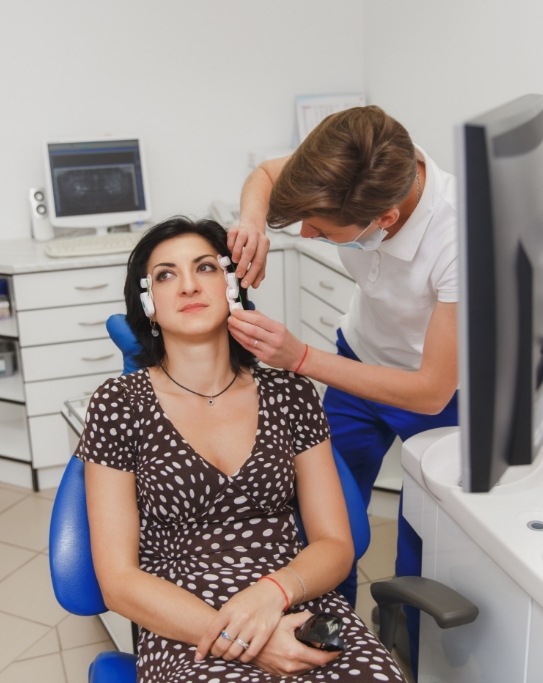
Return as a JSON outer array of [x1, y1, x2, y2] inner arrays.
[[370, 577, 479, 651]]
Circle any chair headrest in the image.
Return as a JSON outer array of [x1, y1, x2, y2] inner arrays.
[[106, 314, 142, 374]]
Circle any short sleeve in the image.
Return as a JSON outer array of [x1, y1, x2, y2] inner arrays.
[[75, 377, 139, 473], [287, 373, 330, 456]]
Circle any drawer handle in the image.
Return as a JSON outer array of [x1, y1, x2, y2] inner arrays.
[[74, 283, 109, 291], [319, 316, 336, 328], [318, 280, 335, 291], [81, 353, 115, 362], [78, 320, 107, 327]]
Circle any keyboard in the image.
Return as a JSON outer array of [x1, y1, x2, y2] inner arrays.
[[44, 231, 144, 258]]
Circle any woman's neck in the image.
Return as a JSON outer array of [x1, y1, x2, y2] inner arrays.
[[158, 335, 236, 396]]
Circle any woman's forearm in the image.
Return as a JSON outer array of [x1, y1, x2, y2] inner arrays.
[[100, 566, 217, 645], [271, 537, 354, 608]]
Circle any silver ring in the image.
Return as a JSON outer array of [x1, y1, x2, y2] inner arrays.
[[253, 339, 259, 349], [220, 630, 235, 642], [236, 638, 250, 650]]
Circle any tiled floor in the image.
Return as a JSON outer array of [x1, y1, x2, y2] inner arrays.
[[0, 481, 414, 682]]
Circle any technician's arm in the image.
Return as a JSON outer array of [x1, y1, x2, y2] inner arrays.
[[228, 301, 458, 415], [227, 156, 290, 289]]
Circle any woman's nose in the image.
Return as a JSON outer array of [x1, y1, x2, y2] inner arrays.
[[179, 273, 200, 295]]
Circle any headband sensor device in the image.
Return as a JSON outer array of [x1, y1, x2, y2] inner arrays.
[[217, 255, 243, 312], [140, 274, 155, 318], [294, 612, 345, 652]]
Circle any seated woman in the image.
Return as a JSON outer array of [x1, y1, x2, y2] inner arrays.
[[76, 216, 406, 682]]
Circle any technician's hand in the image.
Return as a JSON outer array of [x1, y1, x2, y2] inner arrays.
[[227, 224, 270, 290], [228, 309, 308, 373]]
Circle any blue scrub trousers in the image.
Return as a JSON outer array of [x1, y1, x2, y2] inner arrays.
[[323, 329, 458, 680]]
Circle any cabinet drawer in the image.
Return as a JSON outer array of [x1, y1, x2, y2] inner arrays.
[[21, 338, 122, 382], [18, 301, 124, 347], [300, 290, 343, 344], [300, 254, 353, 313], [29, 413, 73, 468], [25, 371, 119, 417], [0, 402, 31, 462], [13, 265, 126, 311]]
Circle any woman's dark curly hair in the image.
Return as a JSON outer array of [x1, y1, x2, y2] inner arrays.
[[125, 215, 257, 373]]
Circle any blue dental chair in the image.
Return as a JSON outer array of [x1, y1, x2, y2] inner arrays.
[[49, 314, 478, 682]]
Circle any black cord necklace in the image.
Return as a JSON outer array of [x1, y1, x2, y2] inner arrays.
[[160, 364, 238, 406]]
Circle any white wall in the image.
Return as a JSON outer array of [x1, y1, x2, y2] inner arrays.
[[362, 0, 543, 172], [0, 0, 365, 239]]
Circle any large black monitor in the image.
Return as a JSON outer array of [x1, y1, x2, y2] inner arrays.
[[458, 94, 543, 492], [44, 137, 151, 234]]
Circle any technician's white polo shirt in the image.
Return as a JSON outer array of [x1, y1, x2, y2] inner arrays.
[[339, 146, 458, 371]]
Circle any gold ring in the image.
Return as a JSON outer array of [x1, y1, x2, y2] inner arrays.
[[253, 339, 259, 349]]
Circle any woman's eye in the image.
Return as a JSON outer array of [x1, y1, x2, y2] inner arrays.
[[198, 262, 218, 273], [155, 270, 173, 282]]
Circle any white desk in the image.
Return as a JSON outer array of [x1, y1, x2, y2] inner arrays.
[[402, 427, 543, 683]]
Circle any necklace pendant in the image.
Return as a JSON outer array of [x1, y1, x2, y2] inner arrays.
[[207, 398, 214, 406]]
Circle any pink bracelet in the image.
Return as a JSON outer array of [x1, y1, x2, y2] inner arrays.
[[293, 344, 309, 374], [258, 576, 290, 612]]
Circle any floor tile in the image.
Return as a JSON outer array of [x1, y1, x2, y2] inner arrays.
[[0, 611, 50, 671], [57, 613, 111, 650], [0, 540, 36, 581], [0, 485, 27, 514], [358, 520, 398, 582], [18, 627, 60, 659], [0, 552, 66, 625], [62, 642, 117, 682], [0, 494, 53, 551], [0, 652, 66, 683]]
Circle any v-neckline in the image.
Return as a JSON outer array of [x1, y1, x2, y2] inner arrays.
[[144, 367, 262, 479]]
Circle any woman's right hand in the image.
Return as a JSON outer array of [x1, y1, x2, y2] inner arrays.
[[250, 611, 342, 677]]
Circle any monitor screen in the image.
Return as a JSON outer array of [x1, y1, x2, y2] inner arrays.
[[458, 94, 543, 492], [44, 138, 151, 232]]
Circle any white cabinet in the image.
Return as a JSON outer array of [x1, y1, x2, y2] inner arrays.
[[298, 249, 403, 493], [0, 264, 124, 489]]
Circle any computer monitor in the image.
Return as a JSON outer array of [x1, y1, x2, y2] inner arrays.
[[457, 93, 543, 492], [44, 137, 151, 233]]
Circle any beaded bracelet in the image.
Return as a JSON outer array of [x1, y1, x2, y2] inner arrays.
[[283, 567, 307, 605], [258, 575, 290, 612], [293, 344, 309, 374]]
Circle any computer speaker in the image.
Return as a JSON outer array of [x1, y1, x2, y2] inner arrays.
[[29, 188, 54, 242]]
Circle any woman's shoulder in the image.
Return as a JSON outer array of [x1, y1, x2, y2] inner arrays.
[[252, 365, 320, 398], [90, 368, 151, 404]]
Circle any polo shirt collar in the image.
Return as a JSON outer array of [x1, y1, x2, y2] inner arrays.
[[378, 145, 435, 262]]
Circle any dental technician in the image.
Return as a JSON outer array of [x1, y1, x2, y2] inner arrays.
[[225, 105, 459, 680]]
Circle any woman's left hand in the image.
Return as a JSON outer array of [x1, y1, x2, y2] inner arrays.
[[227, 308, 307, 372], [195, 577, 287, 663]]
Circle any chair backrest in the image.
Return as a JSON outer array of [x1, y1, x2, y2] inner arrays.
[[49, 455, 107, 615]]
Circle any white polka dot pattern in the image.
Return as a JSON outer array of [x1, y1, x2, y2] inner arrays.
[[76, 366, 406, 682]]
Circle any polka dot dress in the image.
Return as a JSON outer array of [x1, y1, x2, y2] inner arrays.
[[76, 366, 405, 683]]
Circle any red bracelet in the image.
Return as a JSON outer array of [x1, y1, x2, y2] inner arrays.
[[258, 576, 290, 612], [293, 344, 309, 374]]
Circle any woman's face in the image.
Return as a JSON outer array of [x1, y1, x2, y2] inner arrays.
[[145, 233, 230, 340]]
